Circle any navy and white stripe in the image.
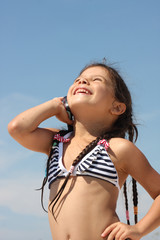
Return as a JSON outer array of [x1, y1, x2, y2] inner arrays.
[[48, 133, 119, 190], [48, 144, 68, 186]]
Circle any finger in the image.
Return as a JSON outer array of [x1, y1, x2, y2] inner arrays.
[[107, 227, 120, 240], [119, 232, 131, 240], [59, 97, 64, 100], [114, 230, 126, 240], [101, 223, 119, 237]]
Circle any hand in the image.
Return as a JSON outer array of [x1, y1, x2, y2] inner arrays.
[[54, 97, 73, 125], [101, 222, 142, 240]]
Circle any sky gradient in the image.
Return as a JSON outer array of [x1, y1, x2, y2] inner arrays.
[[0, 0, 160, 239]]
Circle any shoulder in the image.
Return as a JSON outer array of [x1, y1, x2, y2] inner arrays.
[[108, 138, 140, 177], [108, 137, 144, 171], [108, 137, 137, 156], [108, 138, 160, 199]]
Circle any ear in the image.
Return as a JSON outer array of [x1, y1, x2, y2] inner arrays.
[[110, 101, 126, 116]]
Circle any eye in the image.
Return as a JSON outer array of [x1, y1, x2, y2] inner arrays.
[[93, 78, 102, 81]]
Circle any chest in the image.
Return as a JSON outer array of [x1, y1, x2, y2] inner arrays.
[[48, 141, 120, 190], [62, 141, 87, 170]]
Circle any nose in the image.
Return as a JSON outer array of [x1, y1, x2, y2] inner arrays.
[[78, 78, 88, 84]]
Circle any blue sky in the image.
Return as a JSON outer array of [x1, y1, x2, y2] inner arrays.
[[0, 0, 160, 239]]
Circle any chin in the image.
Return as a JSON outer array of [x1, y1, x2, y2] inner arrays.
[[68, 95, 90, 107]]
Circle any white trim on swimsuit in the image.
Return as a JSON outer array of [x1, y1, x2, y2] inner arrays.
[[48, 132, 120, 190]]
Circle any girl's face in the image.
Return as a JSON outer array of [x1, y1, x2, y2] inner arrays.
[[67, 66, 118, 120]]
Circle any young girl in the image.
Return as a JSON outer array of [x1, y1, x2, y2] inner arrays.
[[8, 63, 160, 240]]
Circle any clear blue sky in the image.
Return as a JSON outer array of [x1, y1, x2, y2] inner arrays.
[[0, 0, 160, 239]]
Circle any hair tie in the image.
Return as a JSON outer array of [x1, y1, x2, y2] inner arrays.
[[134, 206, 138, 215], [69, 165, 75, 174], [97, 139, 110, 150], [126, 210, 130, 221], [53, 134, 70, 143]]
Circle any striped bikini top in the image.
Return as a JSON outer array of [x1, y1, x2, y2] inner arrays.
[[48, 132, 120, 190]]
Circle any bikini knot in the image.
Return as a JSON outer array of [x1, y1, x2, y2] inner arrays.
[[97, 139, 110, 150], [69, 165, 75, 174], [53, 134, 70, 143]]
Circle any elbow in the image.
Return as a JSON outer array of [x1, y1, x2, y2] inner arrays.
[[8, 120, 22, 137]]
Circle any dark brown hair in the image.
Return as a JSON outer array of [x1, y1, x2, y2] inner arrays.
[[40, 62, 138, 223]]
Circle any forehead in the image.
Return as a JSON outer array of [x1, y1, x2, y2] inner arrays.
[[80, 66, 110, 78]]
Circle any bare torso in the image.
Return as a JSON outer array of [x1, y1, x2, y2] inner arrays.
[[48, 176, 119, 240], [48, 136, 127, 240]]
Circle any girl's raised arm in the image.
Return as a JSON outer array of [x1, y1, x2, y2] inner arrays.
[[8, 97, 72, 155]]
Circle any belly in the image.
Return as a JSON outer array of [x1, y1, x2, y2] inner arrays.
[[48, 176, 119, 240]]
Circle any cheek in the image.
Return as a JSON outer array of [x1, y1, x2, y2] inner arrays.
[[95, 86, 110, 99], [66, 86, 73, 105], [67, 85, 73, 97]]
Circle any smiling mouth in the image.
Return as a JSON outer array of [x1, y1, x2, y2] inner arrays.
[[74, 88, 91, 95]]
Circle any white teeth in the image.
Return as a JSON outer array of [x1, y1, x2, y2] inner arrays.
[[75, 89, 89, 94]]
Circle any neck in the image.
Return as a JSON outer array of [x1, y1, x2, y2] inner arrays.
[[71, 107, 117, 139], [72, 119, 111, 143]]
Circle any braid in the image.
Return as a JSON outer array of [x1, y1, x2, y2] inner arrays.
[[123, 181, 130, 225], [132, 178, 138, 223], [105, 64, 139, 224], [72, 138, 100, 166], [122, 121, 138, 224], [49, 136, 101, 217], [48, 132, 112, 216]]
